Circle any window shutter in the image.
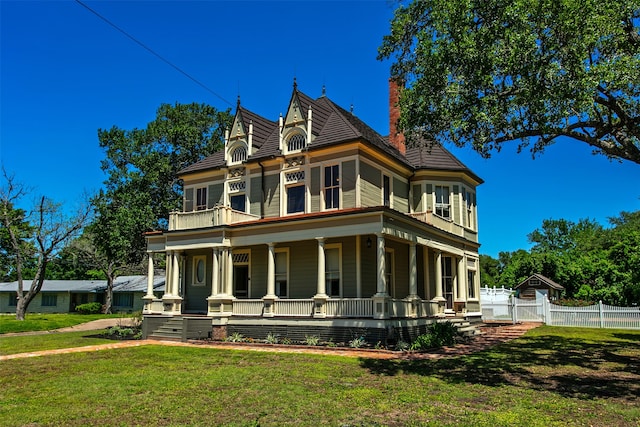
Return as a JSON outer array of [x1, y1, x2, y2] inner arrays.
[[426, 184, 433, 211], [453, 185, 460, 224]]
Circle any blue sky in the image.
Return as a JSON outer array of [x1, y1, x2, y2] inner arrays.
[[1, 0, 638, 258]]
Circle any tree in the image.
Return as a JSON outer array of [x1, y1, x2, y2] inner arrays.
[[379, 0, 640, 164], [93, 102, 231, 311], [0, 170, 92, 320]]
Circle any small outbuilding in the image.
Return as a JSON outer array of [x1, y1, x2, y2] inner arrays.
[[515, 273, 564, 301]]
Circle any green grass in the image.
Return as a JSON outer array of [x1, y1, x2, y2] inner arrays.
[[0, 330, 115, 356], [0, 326, 639, 426], [0, 313, 123, 334]]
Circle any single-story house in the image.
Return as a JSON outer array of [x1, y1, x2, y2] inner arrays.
[[0, 276, 165, 314], [515, 274, 565, 300]]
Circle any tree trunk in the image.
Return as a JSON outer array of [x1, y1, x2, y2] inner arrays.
[[104, 275, 114, 314], [15, 295, 27, 321]]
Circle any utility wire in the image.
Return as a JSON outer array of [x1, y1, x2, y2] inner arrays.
[[74, 0, 234, 107]]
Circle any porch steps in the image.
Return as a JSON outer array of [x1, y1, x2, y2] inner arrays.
[[147, 318, 184, 341], [441, 318, 482, 338]]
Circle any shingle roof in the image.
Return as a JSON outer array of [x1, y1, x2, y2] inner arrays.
[[515, 273, 565, 291], [177, 84, 481, 183], [0, 276, 165, 293]]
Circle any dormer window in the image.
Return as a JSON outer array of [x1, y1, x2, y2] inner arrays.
[[287, 133, 306, 152], [230, 144, 247, 164]]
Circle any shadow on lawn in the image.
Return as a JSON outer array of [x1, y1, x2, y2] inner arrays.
[[360, 334, 640, 401]]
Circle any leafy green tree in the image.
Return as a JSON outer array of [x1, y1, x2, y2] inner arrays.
[[93, 102, 231, 311], [379, 0, 640, 164], [479, 254, 501, 287]]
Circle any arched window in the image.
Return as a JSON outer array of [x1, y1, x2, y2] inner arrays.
[[287, 133, 306, 152], [231, 145, 247, 163]]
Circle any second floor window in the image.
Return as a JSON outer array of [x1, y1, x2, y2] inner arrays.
[[465, 189, 474, 228], [324, 165, 339, 210], [435, 185, 450, 219], [196, 187, 207, 211], [287, 133, 306, 152], [287, 184, 305, 214], [230, 194, 246, 213], [231, 146, 247, 163], [383, 175, 391, 207]]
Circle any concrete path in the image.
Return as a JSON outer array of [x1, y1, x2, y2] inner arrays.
[[1, 322, 540, 361]]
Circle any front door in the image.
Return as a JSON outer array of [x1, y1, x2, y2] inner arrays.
[[234, 265, 249, 298]]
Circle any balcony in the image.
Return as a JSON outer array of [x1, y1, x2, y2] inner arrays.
[[408, 211, 477, 242], [169, 206, 260, 231]]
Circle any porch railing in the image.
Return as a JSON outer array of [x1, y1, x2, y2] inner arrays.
[[232, 299, 264, 316], [275, 299, 315, 317], [325, 298, 373, 317], [169, 206, 260, 231]]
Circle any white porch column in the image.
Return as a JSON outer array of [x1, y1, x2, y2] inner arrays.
[[164, 251, 172, 296], [408, 243, 418, 297], [315, 238, 327, 297], [145, 252, 155, 298], [434, 250, 445, 301], [266, 243, 276, 298], [457, 256, 467, 302], [210, 248, 219, 297], [375, 234, 387, 296], [172, 251, 180, 296], [226, 248, 234, 296]]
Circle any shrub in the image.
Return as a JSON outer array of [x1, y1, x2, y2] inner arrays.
[[75, 302, 102, 314], [409, 333, 436, 351], [410, 321, 462, 351], [226, 332, 244, 342], [265, 332, 279, 344], [303, 335, 320, 346], [349, 337, 365, 348]]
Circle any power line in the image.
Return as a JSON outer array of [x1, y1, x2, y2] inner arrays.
[[74, 0, 233, 107]]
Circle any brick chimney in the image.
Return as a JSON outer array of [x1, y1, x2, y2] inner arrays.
[[388, 78, 406, 155]]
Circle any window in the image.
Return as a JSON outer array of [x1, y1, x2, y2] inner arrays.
[[465, 189, 474, 228], [196, 187, 207, 211], [383, 175, 391, 207], [325, 246, 341, 297], [442, 256, 453, 307], [324, 165, 339, 210], [287, 133, 306, 151], [275, 250, 288, 297], [230, 194, 246, 212], [8, 294, 17, 306], [287, 184, 305, 214], [41, 294, 57, 307], [467, 270, 476, 299], [193, 256, 206, 285], [231, 145, 247, 163], [233, 251, 250, 298], [435, 185, 450, 218], [113, 293, 134, 307], [385, 249, 395, 297]]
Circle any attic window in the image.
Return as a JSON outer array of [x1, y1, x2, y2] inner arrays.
[[231, 146, 247, 163], [287, 133, 306, 151]]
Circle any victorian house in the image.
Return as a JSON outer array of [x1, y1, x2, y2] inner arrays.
[[142, 79, 483, 343]]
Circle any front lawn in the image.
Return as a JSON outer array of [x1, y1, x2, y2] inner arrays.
[[0, 330, 115, 356], [0, 326, 638, 426], [0, 313, 124, 334]]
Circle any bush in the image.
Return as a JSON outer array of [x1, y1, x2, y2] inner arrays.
[[410, 321, 462, 351], [75, 302, 102, 314]]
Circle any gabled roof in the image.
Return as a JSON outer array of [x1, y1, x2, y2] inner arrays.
[[514, 273, 565, 291], [177, 82, 482, 183]]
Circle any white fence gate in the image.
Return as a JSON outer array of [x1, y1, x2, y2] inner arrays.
[[482, 295, 640, 330]]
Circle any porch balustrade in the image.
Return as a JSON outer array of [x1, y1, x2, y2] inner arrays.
[[232, 299, 264, 316], [274, 299, 315, 317], [169, 206, 260, 231], [389, 299, 411, 317], [325, 298, 373, 317]]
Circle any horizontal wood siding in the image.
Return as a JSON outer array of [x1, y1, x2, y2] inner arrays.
[[417, 245, 426, 299], [208, 183, 224, 208], [329, 237, 357, 298], [393, 177, 408, 213], [387, 240, 409, 298], [342, 160, 356, 209], [360, 161, 381, 207], [310, 166, 320, 212], [426, 184, 433, 211], [250, 176, 262, 217], [361, 235, 377, 297], [263, 174, 280, 218], [250, 245, 268, 298], [289, 240, 318, 298]]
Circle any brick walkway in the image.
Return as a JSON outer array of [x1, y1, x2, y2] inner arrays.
[[1, 322, 540, 361]]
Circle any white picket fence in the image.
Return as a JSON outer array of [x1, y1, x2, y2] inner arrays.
[[482, 296, 640, 330]]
